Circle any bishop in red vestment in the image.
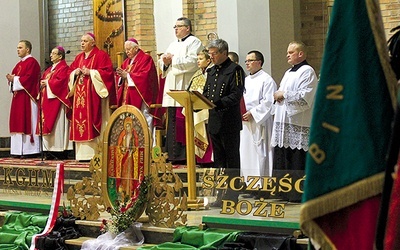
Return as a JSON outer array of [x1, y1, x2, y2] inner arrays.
[[6, 40, 41, 157], [37, 46, 72, 159], [68, 33, 117, 161], [116, 38, 159, 130]]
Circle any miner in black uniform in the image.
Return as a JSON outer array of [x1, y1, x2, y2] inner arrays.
[[203, 39, 245, 207]]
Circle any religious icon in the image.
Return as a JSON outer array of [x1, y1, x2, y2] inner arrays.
[[102, 105, 150, 209], [115, 116, 139, 197]]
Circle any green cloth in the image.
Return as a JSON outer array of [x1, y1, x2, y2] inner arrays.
[[139, 226, 239, 250], [0, 211, 48, 250]]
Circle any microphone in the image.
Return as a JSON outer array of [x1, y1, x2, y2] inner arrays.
[[66, 50, 71, 54]]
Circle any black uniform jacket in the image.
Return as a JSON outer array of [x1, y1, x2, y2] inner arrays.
[[203, 58, 245, 134]]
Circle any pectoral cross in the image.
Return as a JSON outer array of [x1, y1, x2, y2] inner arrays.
[[104, 37, 114, 55]]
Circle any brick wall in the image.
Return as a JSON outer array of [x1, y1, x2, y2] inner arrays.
[[192, 0, 217, 46], [299, 0, 399, 76], [181, 0, 217, 46], [300, 0, 329, 76], [381, 0, 400, 38], [125, 0, 156, 59], [48, 0, 93, 64], [47, 0, 400, 72]]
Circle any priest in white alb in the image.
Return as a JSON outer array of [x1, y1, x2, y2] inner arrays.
[[240, 50, 277, 186]]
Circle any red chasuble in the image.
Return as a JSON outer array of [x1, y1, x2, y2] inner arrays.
[[37, 60, 71, 135], [69, 46, 116, 141], [116, 49, 158, 110], [9, 56, 41, 135]]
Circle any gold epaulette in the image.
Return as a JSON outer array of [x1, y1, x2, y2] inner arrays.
[[235, 69, 243, 86]]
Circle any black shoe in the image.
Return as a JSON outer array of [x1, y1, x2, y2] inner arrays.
[[210, 193, 239, 208], [44, 153, 56, 160], [210, 199, 223, 208], [224, 189, 239, 202], [20, 154, 39, 159]]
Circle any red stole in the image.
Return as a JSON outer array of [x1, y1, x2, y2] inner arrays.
[[37, 60, 71, 135], [117, 49, 159, 111], [9, 57, 41, 135], [69, 46, 116, 141]]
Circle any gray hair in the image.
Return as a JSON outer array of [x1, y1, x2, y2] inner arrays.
[[177, 17, 192, 31], [207, 39, 229, 54]]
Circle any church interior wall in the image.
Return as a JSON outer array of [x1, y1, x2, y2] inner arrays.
[[154, 0, 183, 56], [0, 0, 400, 139], [0, 1, 20, 138], [0, 0, 42, 138], [269, 0, 301, 82]]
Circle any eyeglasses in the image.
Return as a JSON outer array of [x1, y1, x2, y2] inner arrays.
[[209, 51, 220, 56], [173, 25, 187, 29], [245, 59, 258, 63]]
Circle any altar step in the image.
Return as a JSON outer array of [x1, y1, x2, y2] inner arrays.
[[0, 148, 10, 158], [64, 237, 156, 249], [0, 160, 92, 213], [65, 217, 175, 249], [0, 211, 174, 249], [64, 221, 308, 249], [0, 159, 210, 199], [0, 158, 309, 249], [0, 212, 308, 249]]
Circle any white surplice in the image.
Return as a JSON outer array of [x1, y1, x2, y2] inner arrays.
[[240, 70, 277, 183], [271, 64, 318, 151], [159, 35, 204, 107]]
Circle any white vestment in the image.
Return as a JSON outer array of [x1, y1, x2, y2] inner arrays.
[[10, 78, 40, 156], [240, 70, 277, 182], [160, 35, 204, 107], [42, 106, 73, 152], [271, 64, 318, 151]]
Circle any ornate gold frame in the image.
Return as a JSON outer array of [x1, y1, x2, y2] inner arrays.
[[101, 105, 151, 210]]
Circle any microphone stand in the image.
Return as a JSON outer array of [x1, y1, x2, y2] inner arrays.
[[37, 79, 48, 166], [186, 72, 202, 91]]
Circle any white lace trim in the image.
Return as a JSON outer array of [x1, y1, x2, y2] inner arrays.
[[271, 122, 310, 151]]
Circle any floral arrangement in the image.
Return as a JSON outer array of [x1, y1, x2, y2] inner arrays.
[[101, 175, 152, 234]]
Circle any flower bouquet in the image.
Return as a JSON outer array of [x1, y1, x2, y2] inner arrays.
[[82, 175, 152, 249]]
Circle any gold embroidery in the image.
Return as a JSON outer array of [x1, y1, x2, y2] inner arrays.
[[76, 85, 86, 108], [75, 119, 87, 137], [76, 93, 86, 108]]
